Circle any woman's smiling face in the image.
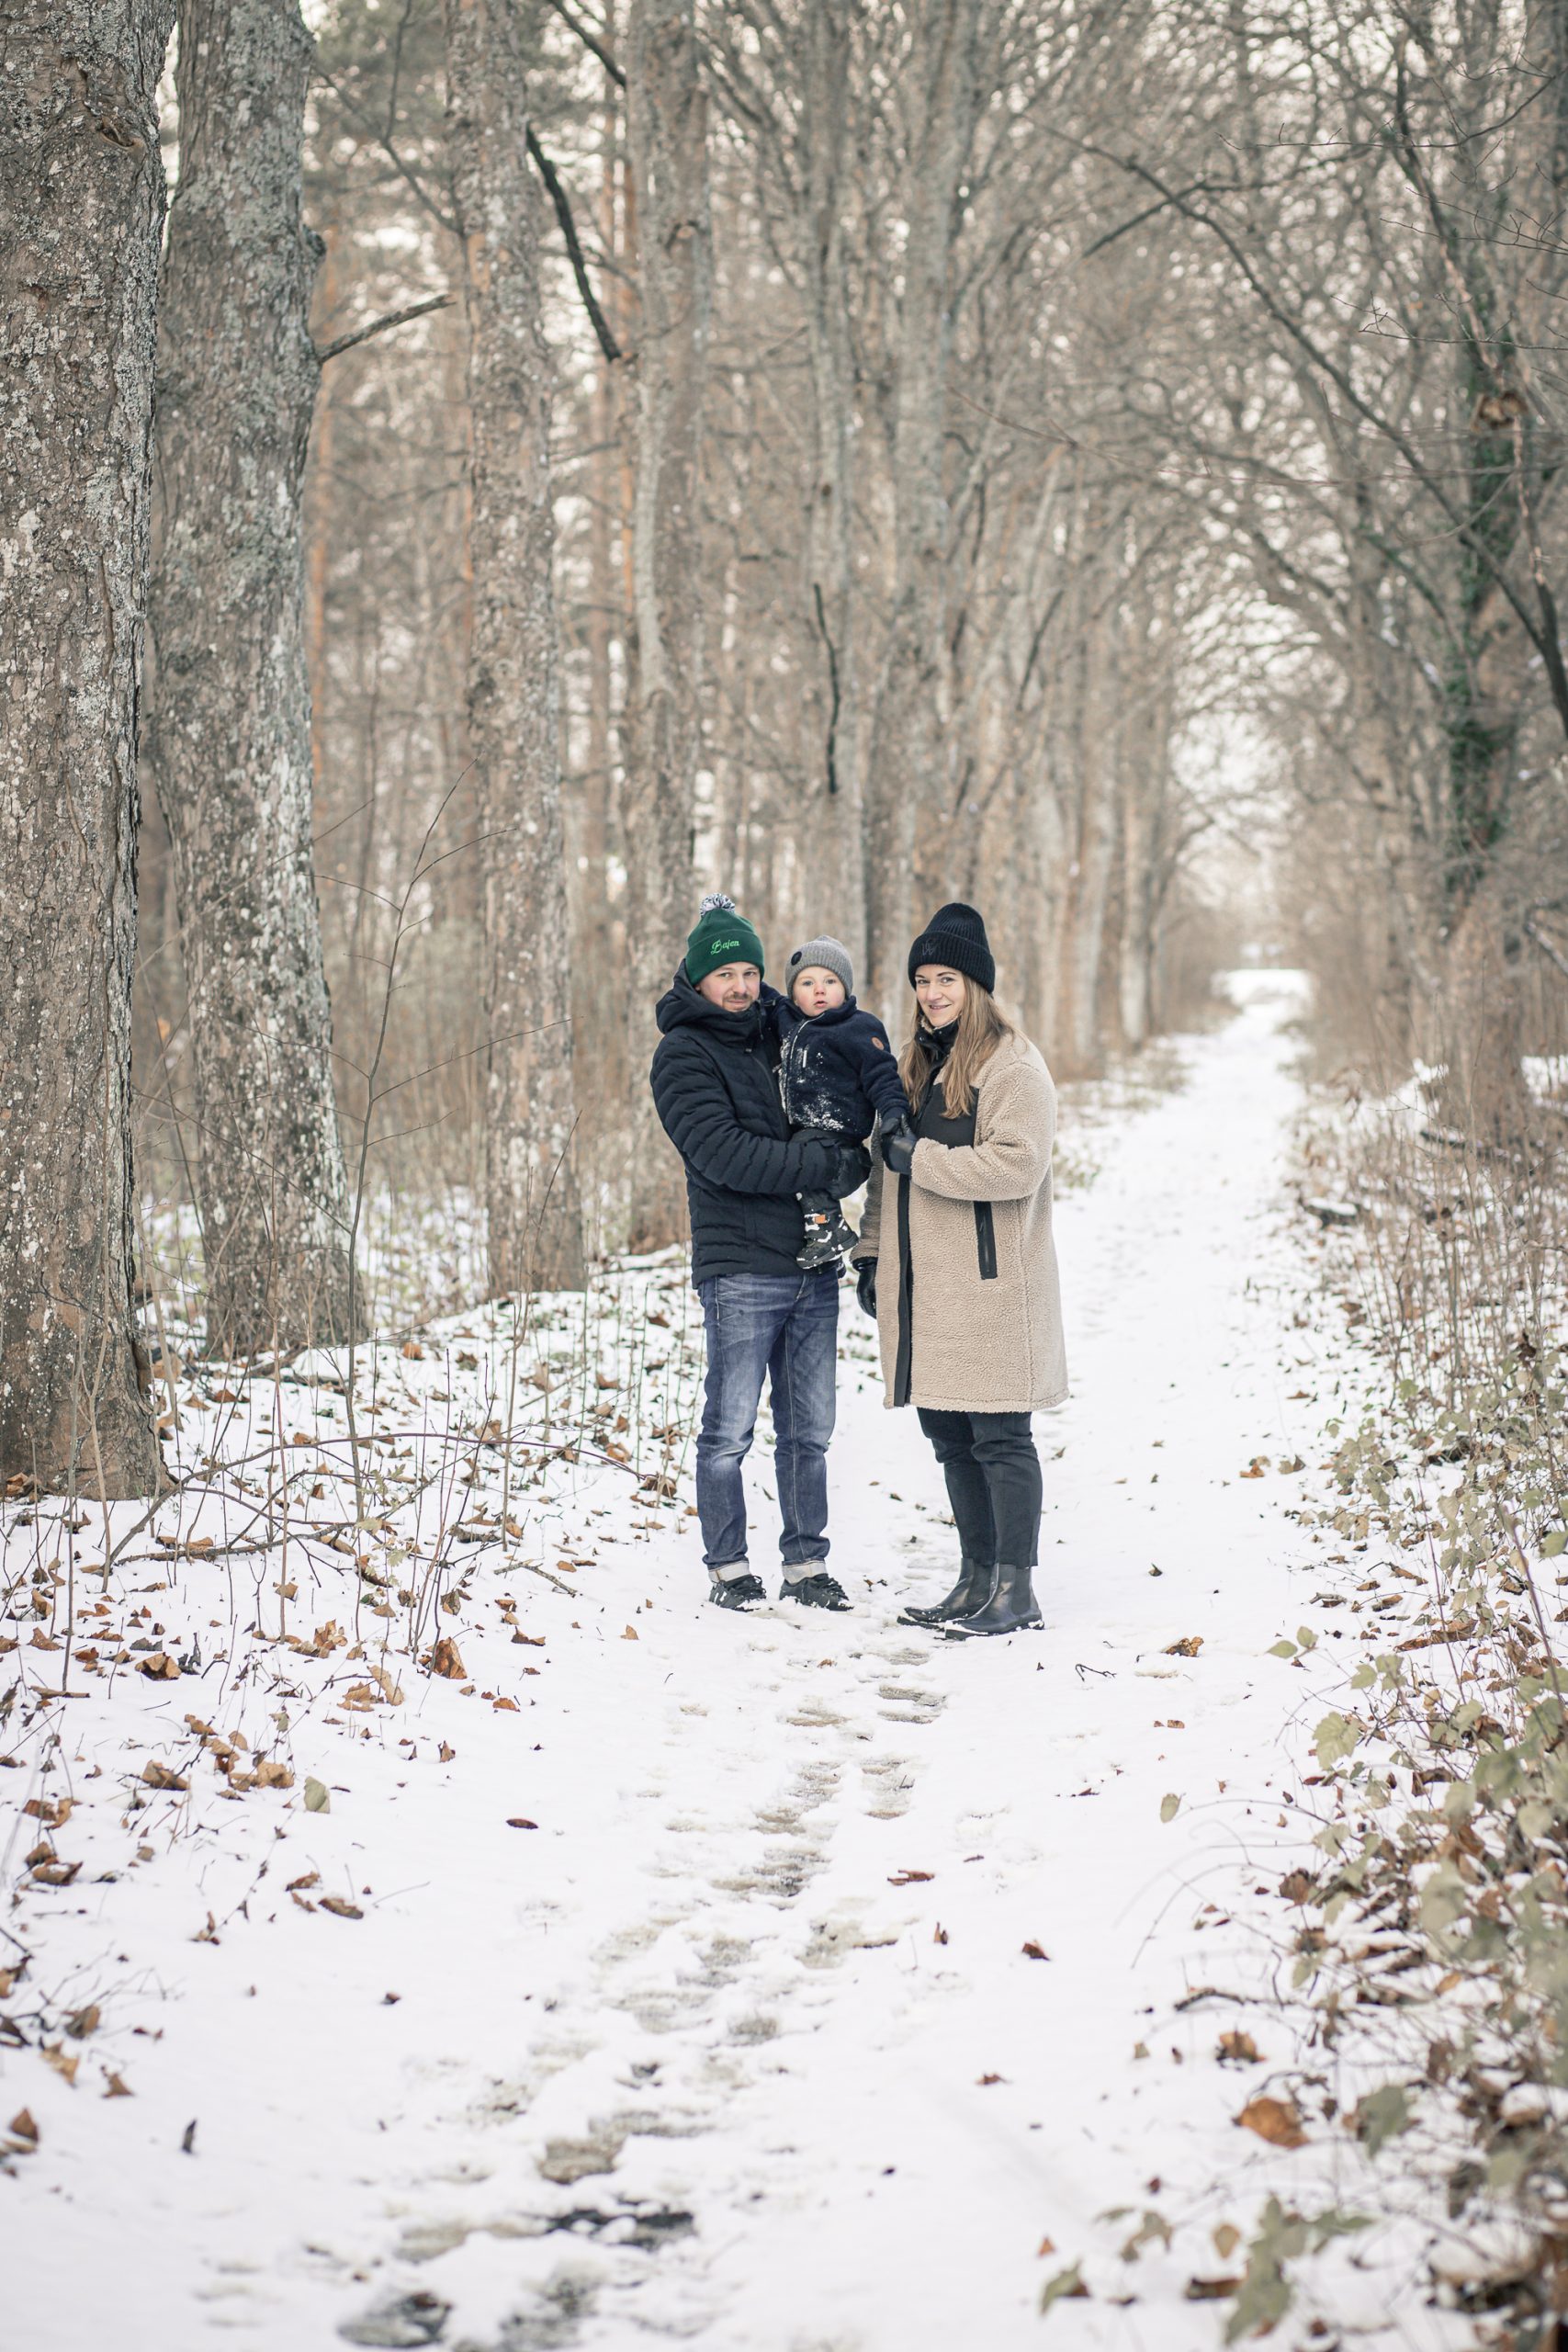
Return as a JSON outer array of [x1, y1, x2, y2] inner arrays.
[[914, 965, 966, 1027]]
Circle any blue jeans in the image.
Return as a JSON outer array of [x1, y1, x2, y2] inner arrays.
[[695, 1270, 839, 1573]]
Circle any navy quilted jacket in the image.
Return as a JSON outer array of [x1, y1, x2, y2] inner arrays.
[[773, 994, 910, 1137], [650, 967, 872, 1283]]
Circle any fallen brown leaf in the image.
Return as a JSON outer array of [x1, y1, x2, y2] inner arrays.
[[1217, 2030, 1260, 2064], [1185, 2278, 1242, 2301], [138, 1651, 181, 1679], [977, 2072, 1005, 2086], [1021, 1940, 1051, 1961], [318, 1895, 364, 1920], [507, 1817, 538, 1830], [431, 1636, 465, 1680], [888, 1869, 934, 1885], [7, 2109, 39, 2144], [141, 1761, 188, 1792], [1164, 1634, 1203, 1657], [1235, 2094, 1306, 2149], [102, 2072, 132, 2098], [65, 2006, 100, 2040], [41, 2043, 78, 2085]]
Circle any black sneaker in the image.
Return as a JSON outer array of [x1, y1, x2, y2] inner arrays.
[[709, 1572, 766, 1610], [780, 1571, 851, 1611]]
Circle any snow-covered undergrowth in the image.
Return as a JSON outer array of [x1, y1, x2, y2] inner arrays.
[[1250, 1094, 1568, 2343], [1, 975, 1498, 2350]]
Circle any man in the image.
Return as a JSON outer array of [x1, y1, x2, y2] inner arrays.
[[650, 893, 870, 1611]]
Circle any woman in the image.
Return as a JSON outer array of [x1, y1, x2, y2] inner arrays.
[[852, 902, 1066, 1635]]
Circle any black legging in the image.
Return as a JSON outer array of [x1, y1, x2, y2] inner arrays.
[[917, 1408, 1042, 1567]]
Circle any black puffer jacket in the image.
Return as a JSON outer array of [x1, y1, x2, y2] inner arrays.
[[650, 967, 871, 1283]]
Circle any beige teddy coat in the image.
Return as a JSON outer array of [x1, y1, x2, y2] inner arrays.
[[852, 1029, 1067, 1414]]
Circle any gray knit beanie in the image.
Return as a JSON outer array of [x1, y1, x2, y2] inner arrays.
[[784, 934, 854, 999]]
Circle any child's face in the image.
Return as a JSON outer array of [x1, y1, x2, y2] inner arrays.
[[792, 966, 847, 1017]]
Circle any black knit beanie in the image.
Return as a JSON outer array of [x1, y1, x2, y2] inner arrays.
[[907, 901, 996, 993]]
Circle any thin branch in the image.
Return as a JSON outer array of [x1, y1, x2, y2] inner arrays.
[[312, 61, 460, 238], [317, 293, 456, 367], [543, 0, 625, 87], [1525, 914, 1568, 984], [525, 127, 622, 365], [810, 582, 840, 798]]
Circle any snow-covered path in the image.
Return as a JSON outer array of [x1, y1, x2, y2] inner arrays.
[[9, 979, 1404, 2349]]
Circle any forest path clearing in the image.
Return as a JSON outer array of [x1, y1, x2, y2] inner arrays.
[[9, 978, 1437, 2350]]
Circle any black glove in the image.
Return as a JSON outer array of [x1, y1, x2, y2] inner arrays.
[[855, 1260, 877, 1319], [826, 1142, 871, 1196], [879, 1114, 917, 1176]]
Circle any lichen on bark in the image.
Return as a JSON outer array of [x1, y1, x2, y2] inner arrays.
[[445, 0, 585, 1294], [148, 0, 356, 1358], [0, 0, 176, 1496]]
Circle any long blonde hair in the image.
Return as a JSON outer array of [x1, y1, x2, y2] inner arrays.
[[897, 981, 1014, 1120]]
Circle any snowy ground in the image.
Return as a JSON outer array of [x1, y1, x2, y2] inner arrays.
[[3, 978, 1465, 2348]]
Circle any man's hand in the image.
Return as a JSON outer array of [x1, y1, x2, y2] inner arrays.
[[879, 1114, 917, 1176], [855, 1260, 877, 1320]]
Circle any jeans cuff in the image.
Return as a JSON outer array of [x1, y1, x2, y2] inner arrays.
[[709, 1558, 750, 1580]]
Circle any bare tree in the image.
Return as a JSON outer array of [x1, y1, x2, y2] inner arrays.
[[621, 0, 711, 1249], [149, 0, 356, 1356], [446, 0, 585, 1291], [0, 0, 175, 1494]]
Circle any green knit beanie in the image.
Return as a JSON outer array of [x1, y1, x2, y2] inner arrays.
[[685, 892, 764, 982]]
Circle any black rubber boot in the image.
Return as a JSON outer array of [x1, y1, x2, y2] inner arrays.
[[946, 1563, 1043, 1637], [899, 1557, 995, 1627]]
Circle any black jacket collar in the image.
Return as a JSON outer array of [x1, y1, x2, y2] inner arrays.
[[655, 963, 781, 1048], [778, 990, 860, 1031]]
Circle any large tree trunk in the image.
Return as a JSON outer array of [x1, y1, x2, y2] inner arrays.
[[0, 0, 175, 1495], [798, 0, 866, 976], [863, 0, 981, 1012], [149, 0, 355, 1358], [621, 0, 711, 1250], [569, 42, 626, 1131], [446, 0, 585, 1293]]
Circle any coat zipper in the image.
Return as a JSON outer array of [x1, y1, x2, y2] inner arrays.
[[974, 1200, 998, 1281]]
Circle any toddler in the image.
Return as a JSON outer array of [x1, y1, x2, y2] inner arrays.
[[775, 934, 914, 1270]]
